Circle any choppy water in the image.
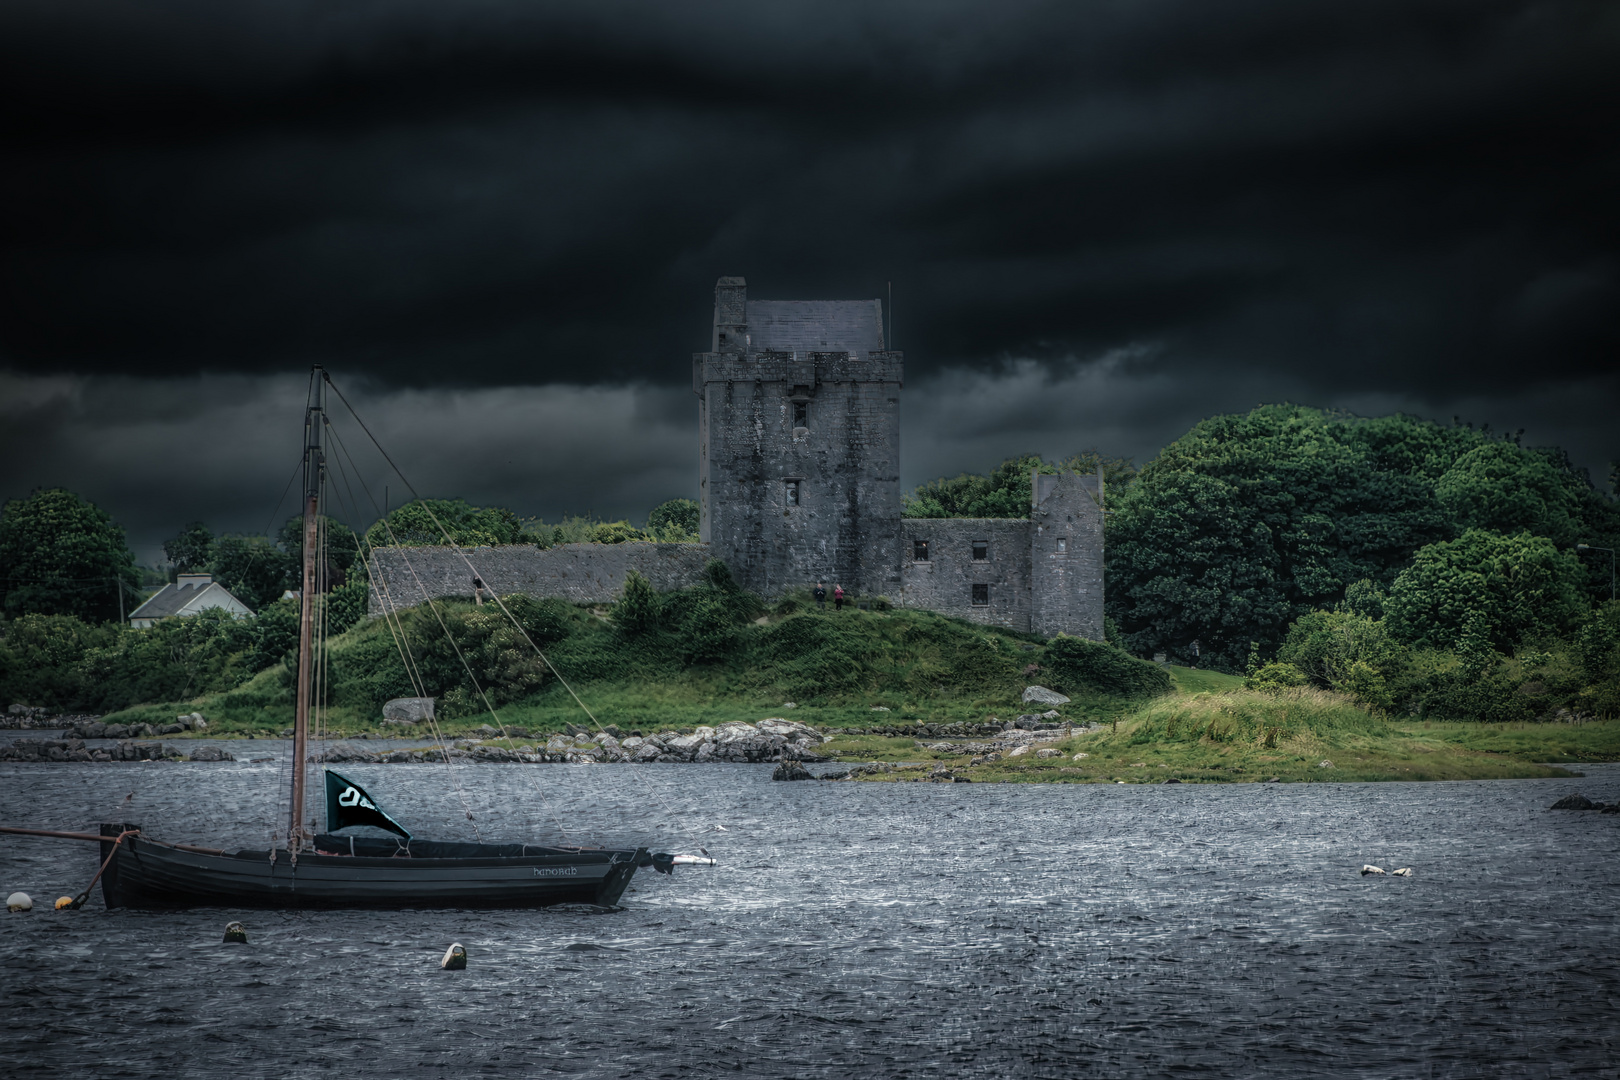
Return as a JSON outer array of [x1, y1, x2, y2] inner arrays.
[[2, 747, 1617, 1078]]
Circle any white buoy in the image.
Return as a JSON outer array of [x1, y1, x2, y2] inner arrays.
[[6, 892, 32, 912], [670, 854, 717, 867], [1361, 864, 1386, 876], [1391, 867, 1413, 877], [441, 942, 467, 970]]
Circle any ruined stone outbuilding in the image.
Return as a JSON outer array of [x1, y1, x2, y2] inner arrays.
[[368, 276, 1104, 639]]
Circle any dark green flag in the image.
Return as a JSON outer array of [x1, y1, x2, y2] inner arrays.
[[324, 770, 412, 839]]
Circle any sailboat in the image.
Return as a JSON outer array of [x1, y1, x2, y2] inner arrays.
[[5, 369, 704, 911]]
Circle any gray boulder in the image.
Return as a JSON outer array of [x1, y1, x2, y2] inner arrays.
[[772, 761, 813, 781], [383, 697, 435, 724], [1550, 793, 1596, 810], [1022, 686, 1070, 706], [188, 746, 235, 762]]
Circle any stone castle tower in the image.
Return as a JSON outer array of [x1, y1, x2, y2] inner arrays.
[[694, 277, 904, 597], [368, 276, 1102, 640], [693, 275, 1104, 640]]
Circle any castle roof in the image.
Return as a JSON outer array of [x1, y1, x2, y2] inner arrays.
[[745, 299, 885, 356]]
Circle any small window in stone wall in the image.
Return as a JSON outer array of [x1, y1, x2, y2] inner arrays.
[[972, 583, 989, 606], [786, 480, 800, 506], [914, 539, 929, 561], [1056, 537, 1067, 554], [972, 541, 988, 561], [792, 401, 808, 426]]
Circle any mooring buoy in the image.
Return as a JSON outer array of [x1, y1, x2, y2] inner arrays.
[[223, 921, 247, 943], [54, 896, 75, 910], [441, 942, 467, 970], [6, 892, 31, 912]]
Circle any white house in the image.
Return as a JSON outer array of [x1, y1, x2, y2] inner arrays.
[[128, 573, 254, 628]]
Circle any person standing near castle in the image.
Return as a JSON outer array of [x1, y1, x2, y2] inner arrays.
[[833, 584, 845, 611], [814, 582, 826, 609]]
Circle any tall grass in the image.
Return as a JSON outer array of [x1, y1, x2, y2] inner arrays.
[[1127, 687, 1389, 748]]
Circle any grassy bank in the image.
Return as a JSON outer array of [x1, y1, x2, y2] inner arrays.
[[99, 598, 1143, 736], [827, 687, 1615, 783], [94, 598, 1618, 783]]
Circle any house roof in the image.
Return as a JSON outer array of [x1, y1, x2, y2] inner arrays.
[[128, 578, 252, 620], [745, 299, 885, 356]]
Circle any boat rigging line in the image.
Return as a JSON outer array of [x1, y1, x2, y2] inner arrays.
[[320, 371, 717, 852], [322, 413, 571, 845]]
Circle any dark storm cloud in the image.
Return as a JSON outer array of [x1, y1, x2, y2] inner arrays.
[[1, 1, 1617, 549], [4, 0, 1615, 391]]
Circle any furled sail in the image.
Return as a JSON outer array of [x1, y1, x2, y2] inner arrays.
[[325, 770, 412, 839]]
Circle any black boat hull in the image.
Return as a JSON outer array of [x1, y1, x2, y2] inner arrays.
[[99, 834, 645, 911]]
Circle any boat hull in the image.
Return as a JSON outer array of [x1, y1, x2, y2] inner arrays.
[[99, 834, 644, 911]]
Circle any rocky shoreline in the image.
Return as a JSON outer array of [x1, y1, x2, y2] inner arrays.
[[4, 710, 1084, 771], [317, 718, 833, 765], [0, 737, 233, 763]]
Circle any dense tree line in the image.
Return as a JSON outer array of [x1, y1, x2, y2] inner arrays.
[[1101, 406, 1618, 672]]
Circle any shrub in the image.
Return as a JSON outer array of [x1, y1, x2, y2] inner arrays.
[[680, 590, 740, 664], [1246, 661, 1307, 694], [610, 571, 659, 634], [504, 594, 575, 646], [1278, 609, 1404, 697], [1044, 635, 1171, 698]]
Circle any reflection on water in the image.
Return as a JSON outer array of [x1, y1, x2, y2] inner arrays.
[[2, 755, 1617, 1078]]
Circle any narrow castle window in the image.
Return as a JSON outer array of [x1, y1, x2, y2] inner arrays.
[[972, 584, 989, 606], [786, 480, 800, 506], [972, 541, 988, 561], [793, 401, 807, 426], [913, 539, 929, 561], [1056, 537, 1067, 554]]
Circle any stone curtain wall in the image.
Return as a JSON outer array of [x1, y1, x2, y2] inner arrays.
[[366, 543, 712, 615], [1030, 473, 1106, 640], [695, 350, 904, 599], [900, 519, 1033, 630]]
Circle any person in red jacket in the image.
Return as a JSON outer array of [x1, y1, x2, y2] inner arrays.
[[833, 584, 845, 611]]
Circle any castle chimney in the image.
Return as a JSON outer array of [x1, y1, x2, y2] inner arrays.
[[714, 276, 747, 354]]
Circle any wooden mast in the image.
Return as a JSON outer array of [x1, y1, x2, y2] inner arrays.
[[290, 368, 325, 855]]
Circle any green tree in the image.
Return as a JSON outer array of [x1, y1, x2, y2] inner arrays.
[[0, 489, 139, 623], [1384, 529, 1586, 651], [1339, 578, 1387, 620], [1105, 407, 1459, 670], [648, 498, 700, 540], [903, 452, 1133, 519], [363, 499, 524, 549], [1434, 442, 1582, 545], [162, 521, 214, 575], [904, 453, 1046, 518], [208, 534, 296, 612], [278, 514, 359, 584]]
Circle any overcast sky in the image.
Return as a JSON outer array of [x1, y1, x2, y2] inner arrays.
[[3, 0, 1616, 562]]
